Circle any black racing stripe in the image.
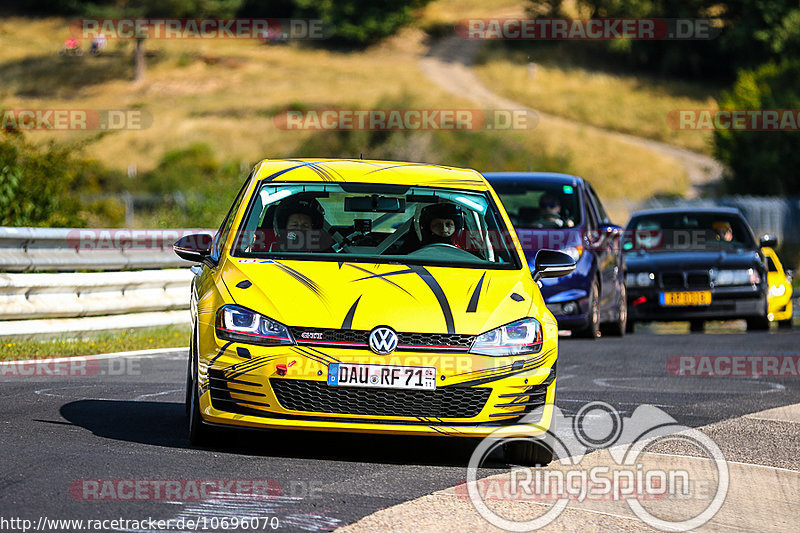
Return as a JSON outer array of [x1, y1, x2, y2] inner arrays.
[[466, 272, 486, 313], [312, 162, 345, 181], [273, 262, 326, 301], [454, 358, 552, 388], [409, 265, 455, 334], [228, 360, 275, 380], [304, 346, 341, 363], [209, 341, 233, 363], [263, 162, 317, 181], [223, 354, 281, 373], [347, 264, 416, 298], [341, 296, 361, 329], [292, 346, 336, 366]]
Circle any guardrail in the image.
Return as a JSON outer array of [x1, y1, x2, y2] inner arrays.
[[0, 227, 214, 337], [0, 227, 215, 272]]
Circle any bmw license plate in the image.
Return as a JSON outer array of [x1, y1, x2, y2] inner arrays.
[[327, 363, 436, 390], [660, 291, 712, 306]]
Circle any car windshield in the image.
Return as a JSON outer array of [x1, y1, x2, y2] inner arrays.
[[489, 181, 581, 229], [623, 212, 756, 252], [231, 182, 520, 268]]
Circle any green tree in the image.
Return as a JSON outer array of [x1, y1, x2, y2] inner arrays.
[[294, 0, 428, 45], [713, 60, 800, 195]]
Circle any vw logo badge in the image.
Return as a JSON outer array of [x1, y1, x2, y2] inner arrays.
[[369, 327, 398, 355]]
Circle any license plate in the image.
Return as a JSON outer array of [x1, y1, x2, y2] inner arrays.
[[660, 291, 712, 306], [327, 363, 436, 390]]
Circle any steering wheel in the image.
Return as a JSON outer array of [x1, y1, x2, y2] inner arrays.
[[421, 242, 461, 250]]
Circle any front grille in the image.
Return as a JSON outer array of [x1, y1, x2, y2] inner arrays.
[[271, 379, 490, 418], [660, 273, 685, 289], [289, 327, 474, 351], [687, 272, 711, 288], [659, 271, 711, 290]]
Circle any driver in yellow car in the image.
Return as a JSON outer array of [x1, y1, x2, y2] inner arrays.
[[419, 203, 463, 246]]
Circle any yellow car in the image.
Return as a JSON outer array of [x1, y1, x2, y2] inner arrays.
[[174, 159, 575, 465], [763, 246, 793, 327]]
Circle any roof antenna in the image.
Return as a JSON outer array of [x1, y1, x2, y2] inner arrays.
[[360, 152, 363, 160]]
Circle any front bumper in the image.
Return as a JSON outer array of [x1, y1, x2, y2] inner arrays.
[[196, 342, 558, 438], [628, 285, 767, 321]]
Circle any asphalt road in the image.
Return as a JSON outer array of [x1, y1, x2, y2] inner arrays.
[[2, 325, 799, 532]]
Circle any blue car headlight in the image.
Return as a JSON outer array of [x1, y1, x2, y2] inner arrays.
[[470, 318, 543, 357], [215, 304, 295, 346]]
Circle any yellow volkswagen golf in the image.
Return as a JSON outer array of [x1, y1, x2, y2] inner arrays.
[[175, 159, 575, 465]]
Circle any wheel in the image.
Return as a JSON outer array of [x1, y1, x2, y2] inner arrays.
[[689, 320, 704, 333], [503, 435, 554, 467], [601, 283, 627, 337], [778, 319, 793, 329], [573, 279, 600, 339], [746, 315, 770, 331], [187, 352, 215, 446], [626, 319, 635, 334]]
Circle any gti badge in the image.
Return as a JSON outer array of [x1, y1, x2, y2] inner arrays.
[[369, 326, 398, 355]]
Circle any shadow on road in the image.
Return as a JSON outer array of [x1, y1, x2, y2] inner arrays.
[[60, 399, 501, 468]]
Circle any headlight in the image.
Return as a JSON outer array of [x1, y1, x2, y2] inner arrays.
[[215, 305, 295, 346], [769, 284, 786, 297], [626, 272, 654, 287], [712, 268, 759, 286], [470, 318, 543, 357], [563, 246, 583, 262]]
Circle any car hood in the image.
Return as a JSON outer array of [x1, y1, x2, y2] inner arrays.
[[626, 249, 761, 271], [221, 259, 543, 335]]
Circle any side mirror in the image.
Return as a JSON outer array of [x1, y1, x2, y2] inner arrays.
[[174, 233, 214, 264], [532, 249, 576, 282], [760, 234, 778, 248]]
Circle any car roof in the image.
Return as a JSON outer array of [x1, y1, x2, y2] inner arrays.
[[252, 159, 488, 191], [481, 172, 584, 187], [629, 206, 744, 218]]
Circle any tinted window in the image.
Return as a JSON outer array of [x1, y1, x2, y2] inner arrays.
[[623, 212, 756, 252], [586, 184, 610, 223], [231, 182, 521, 269], [491, 181, 581, 229]]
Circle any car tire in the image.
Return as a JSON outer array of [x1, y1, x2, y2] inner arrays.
[[689, 320, 704, 333], [573, 280, 601, 339], [187, 353, 215, 446], [746, 315, 770, 331], [503, 434, 554, 467], [625, 319, 635, 334], [778, 319, 793, 329], [601, 283, 627, 337]]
